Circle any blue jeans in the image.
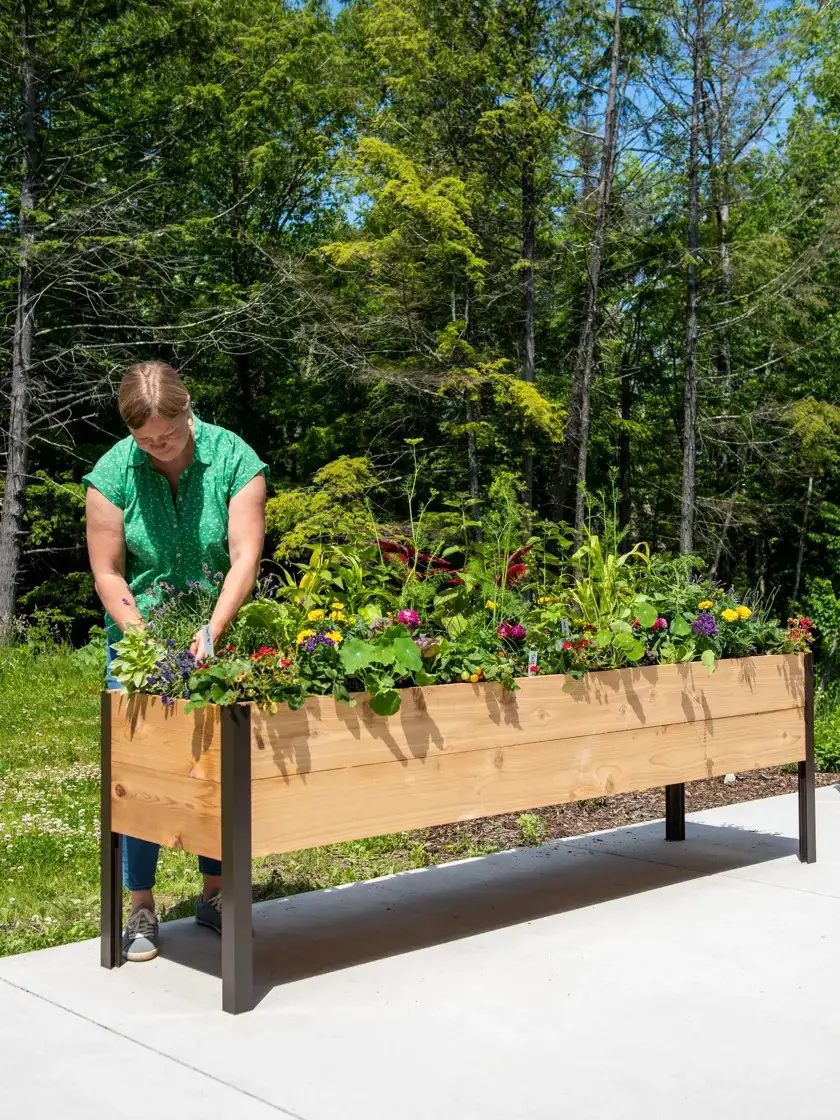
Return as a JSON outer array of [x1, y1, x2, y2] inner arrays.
[[106, 643, 222, 891]]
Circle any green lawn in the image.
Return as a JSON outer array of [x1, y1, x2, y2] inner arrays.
[[0, 644, 495, 957]]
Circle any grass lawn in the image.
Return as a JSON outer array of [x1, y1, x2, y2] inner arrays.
[[0, 644, 495, 957]]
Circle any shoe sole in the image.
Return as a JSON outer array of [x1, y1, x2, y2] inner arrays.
[[195, 915, 221, 936], [123, 946, 159, 962]]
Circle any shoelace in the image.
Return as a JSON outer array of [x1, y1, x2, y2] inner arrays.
[[126, 906, 157, 938]]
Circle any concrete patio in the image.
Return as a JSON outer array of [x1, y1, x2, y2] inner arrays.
[[2, 786, 839, 1120]]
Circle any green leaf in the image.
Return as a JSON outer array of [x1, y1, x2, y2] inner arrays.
[[369, 688, 401, 717], [393, 635, 423, 672], [610, 619, 633, 634], [595, 630, 612, 648], [415, 668, 436, 687], [443, 613, 468, 638], [633, 600, 658, 628], [701, 649, 717, 676], [671, 615, 692, 637], [340, 638, 380, 673]]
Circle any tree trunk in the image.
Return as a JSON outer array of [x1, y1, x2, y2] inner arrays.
[[521, 156, 536, 509], [0, 0, 39, 641], [559, 0, 623, 531], [618, 359, 632, 540], [793, 474, 813, 604], [680, 0, 705, 556]]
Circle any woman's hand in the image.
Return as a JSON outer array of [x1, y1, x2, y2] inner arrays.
[[189, 624, 221, 661]]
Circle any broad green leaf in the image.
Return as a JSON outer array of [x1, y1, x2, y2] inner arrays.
[[595, 630, 612, 648], [633, 600, 658, 628], [369, 688, 401, 717], [610, 619, 633, 634], [701, 649, 717, 676], [415, 669, 436, 687], [393, 635, 423, 672], [339, 638, 380, 674], [671, 615, 692, 637], [443, 613, 469, 638], [624, 639, 645, 661]]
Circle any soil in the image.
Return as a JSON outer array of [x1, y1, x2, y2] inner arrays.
[[422, 767, 840, 856]]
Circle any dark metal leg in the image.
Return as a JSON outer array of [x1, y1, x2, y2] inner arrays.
[[100, 691, 123, 968], [799, 655, 816, 864], [665, 783, 686, 842], [221, 704, 253, 1014]]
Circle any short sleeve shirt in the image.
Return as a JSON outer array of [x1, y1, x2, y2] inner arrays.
[[82, 417, 268, 642]]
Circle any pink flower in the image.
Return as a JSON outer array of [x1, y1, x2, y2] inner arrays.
[[398, 609, 421, 628], [508, 623, 527, 641], [652, 618, 668, 631]]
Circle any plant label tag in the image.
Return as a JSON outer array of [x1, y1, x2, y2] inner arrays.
[[201, 624, 215, 660], [561, 618, 570, 635], [528, 649, 538, 670]]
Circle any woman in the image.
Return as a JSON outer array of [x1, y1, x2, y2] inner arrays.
[[84, 361, 267, 962]]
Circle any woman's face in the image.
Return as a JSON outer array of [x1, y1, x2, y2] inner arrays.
[[131, 411, 192, 462]]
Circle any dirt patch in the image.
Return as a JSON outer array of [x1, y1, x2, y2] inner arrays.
[[423, 767, 840, 856]]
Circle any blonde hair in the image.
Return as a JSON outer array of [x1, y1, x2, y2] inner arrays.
[[118, 361, 190, 430]]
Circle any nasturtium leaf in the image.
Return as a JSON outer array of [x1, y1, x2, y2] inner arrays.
[[633, 601, 658, 628], [701, 649, 717, 675], [595, 630, 612, 648], [370, 688, 401, 717], [339, 638, 379, 674], [671, 615, 692, 637], [393, 635, 423, 672], [610, 619, 633, 634]]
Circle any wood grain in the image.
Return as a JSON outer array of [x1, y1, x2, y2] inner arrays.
[[110, 761, 222, 860], [249, 705, 806, 856], [248, 654, 805, 780], [109, 691, 221, 779]]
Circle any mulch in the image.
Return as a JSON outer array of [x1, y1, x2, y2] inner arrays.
[[422, 767, 840, 857]]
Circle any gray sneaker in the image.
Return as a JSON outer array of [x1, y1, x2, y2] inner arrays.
[[122, 904, 159, 962], [195, 890, 222, 935]]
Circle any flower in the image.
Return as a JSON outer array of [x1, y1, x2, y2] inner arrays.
[[692, 612, 718, 637], [497, 622, 512, 639], [331, 601, 345, 611], [632, 618, 640, 628], [528, 665, 541, 675], [486, 599, 496, 609], [721, 609, 739, 623], [325, 630, 343, 645], [508, 623, 527, 641], [736, 605, 752, 621], [308, 609, 325, 621], [652, 618, 668, 631], [698, 600, 714, 610], [562, 641, 573, 651], [330, 610, 346, 622], [303, 634, 338, 652], [296, 629, 316, 644], [398, 609, 421, 628]]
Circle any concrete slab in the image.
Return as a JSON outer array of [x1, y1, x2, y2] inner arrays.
[[3, 789, 840, 1120]]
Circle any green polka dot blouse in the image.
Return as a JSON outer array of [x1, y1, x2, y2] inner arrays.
[[83, 417, 268, 643]]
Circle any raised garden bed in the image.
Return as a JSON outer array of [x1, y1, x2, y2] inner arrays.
[[101, 652, 816, 1014]]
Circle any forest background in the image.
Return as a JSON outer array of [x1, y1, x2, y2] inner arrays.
[[3, 0, 840, 680]]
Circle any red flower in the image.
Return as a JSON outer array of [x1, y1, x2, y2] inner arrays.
[[528, 665, 541, 675], [562, 641, 573, 651], [632, 618, 640, 628]]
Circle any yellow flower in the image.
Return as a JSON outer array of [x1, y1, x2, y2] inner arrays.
[[736, 605, 752, 620], [325, 630, 343, 645], [721, 609, 738, 623], [308, 609, 325, 621], [331, 601, 345, 611], [330, 610, 346, 622], [485, 599, 496, 609], [698, 600, 714, 610], [296, 629, 316, 644]]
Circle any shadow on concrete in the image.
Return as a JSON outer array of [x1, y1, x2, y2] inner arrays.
[[156, 817, 799, 1007]]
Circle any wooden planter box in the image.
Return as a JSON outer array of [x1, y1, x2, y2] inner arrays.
[[100, 653, 816, 1013]]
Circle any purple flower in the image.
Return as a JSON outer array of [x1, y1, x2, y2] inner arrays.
[[161, 694, 174, 709], [166, 638, 177, 649], [304, 634, 337, 652], [498, 622, 526, 641], [214, 571, 224, 583], [692, 612, 718, 637], [398, 609, 421, 628]]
